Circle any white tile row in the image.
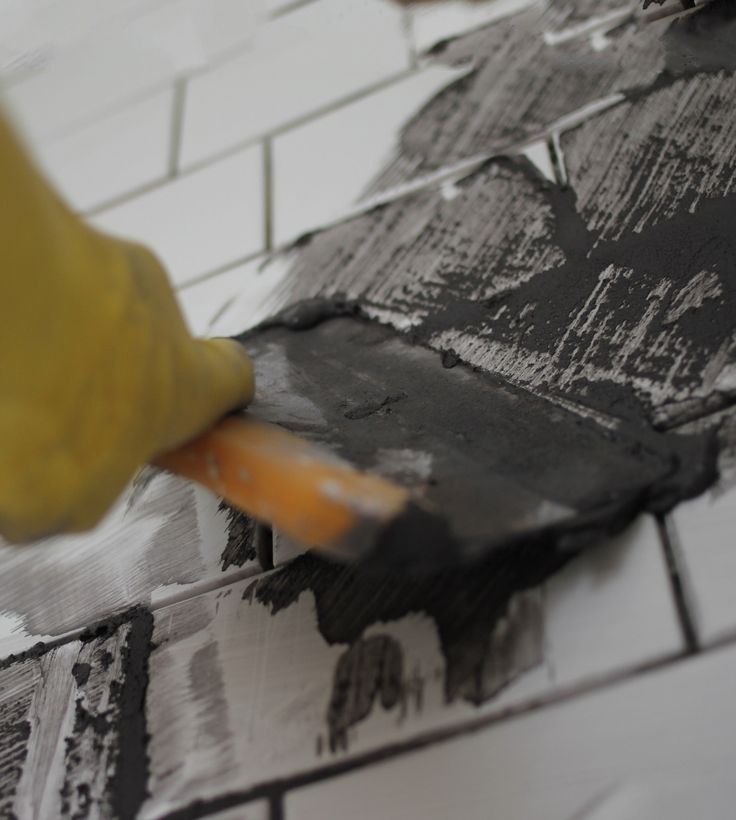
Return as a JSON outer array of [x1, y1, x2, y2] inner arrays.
[[3, 0, 556, 278], [286, 640, 736, 820], [58, 58, 465, 286], [142, 515, 684, 816]]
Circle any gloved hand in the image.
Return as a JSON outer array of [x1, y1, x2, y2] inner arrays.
[[0, 114, 254, 542]]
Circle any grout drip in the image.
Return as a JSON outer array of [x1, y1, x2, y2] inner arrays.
[[656, 516, 700, 654]]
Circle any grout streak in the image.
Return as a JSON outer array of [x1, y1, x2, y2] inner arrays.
[[656, 516, 700, 654]]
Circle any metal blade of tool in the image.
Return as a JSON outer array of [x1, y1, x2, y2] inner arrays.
[[238, 309, 713, 569]]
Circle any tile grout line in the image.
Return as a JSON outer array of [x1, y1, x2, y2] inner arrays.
[[167, 78, 187, 179], [262, 137, 275, 252], [656, 515, 700, 654]]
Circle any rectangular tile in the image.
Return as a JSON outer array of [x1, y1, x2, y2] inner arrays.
[[0, 471, 261, 659], [286, 642, 736, 820], [93, 144, 264, 287], [271, 65, 466, 245], [0, 603, 274, 818], [179, 0, 411, 169], [143, 515, 682, 816], [28, 88, 173, 213], [668, 484, 736, 647]]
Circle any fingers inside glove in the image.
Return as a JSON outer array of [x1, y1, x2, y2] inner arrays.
[[154, 337, 255, 457]]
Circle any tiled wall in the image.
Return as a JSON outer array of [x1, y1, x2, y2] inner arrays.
[[1, 0, 736, 818]]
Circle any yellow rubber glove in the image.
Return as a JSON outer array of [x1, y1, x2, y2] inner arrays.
[[0, 114, 254, 542]]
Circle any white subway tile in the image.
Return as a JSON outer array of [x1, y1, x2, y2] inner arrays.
[[92, 145, 264, 287], [28, 88, 173, 213], [179, 0, 411, 169], [272, 65, 466, 245]]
